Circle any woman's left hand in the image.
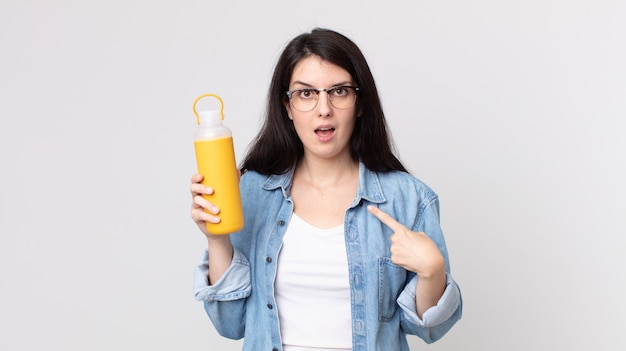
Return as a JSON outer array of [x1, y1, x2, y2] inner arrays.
[[367, 205, 445, 278]]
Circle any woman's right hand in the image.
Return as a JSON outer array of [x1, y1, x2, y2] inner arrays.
[[190, 173, 222, 238]]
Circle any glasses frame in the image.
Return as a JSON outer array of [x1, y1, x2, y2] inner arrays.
[[285, 85, 360, 112]]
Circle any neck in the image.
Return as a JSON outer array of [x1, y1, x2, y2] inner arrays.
[[295, 155, 359, 188]]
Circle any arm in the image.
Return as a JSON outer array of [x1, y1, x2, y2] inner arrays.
[[367, 203, 462, 342], [193, 248, 251, 340], [413, 256, 447, 318], [190, 173, 234, 284], [206, 235, 234, 284], [368, 190, 463, 343], [367, 205, 446, 317], [191, 173, 251, 340]]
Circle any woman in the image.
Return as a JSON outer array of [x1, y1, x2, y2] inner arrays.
[[191, 28, 462, 351]]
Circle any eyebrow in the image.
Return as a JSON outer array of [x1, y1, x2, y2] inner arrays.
[[290, 80, 353, 88]]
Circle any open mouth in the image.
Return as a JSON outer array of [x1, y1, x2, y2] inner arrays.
[[315, 127, 335, 137]]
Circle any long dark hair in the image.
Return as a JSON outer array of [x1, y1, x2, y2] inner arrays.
[[241, 28, 407, 175]]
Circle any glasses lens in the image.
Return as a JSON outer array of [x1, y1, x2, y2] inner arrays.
[[290, 89, 318, 112], [328, 87, 357, 109]]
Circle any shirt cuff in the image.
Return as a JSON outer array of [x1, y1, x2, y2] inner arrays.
[[397, 273, 461, 327], [193, 248, 252, 302]]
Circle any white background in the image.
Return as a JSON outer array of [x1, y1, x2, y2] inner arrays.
[[1, 1, 625, 350]]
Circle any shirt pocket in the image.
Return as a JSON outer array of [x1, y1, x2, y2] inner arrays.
[[378, 256, 407, 322]]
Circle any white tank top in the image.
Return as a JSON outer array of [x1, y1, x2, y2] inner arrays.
[[274, 213, 352, 351]]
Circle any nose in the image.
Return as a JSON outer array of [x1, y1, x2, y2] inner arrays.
[[315, 90, 332, 116]]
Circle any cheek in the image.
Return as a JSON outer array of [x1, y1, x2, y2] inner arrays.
[[341, 116, 358, 135], [291, 118, 308, 137]]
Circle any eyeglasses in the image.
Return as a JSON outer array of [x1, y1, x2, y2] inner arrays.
[[285, 86, 360, 112]]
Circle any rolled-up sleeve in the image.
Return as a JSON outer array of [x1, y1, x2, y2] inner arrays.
[[396, 273, 463, 342], [193, 248, 252, 302]]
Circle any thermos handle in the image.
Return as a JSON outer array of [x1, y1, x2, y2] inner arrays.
[[193, 93, 225, 124]]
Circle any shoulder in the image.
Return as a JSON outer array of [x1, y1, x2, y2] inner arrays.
[[239, 170, 270, 193], [240, 169, 267, 184]]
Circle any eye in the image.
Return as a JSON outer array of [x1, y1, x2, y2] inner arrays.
[[298, 89, 316, 99], [332, 87, 348, 97]]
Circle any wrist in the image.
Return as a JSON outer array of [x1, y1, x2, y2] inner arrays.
[[417, 256, 445, 280], [206, 234, 232, 247], [418, 267, 446, 280]]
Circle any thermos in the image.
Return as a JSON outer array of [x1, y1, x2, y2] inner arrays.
[[193, 94, 244, 235]]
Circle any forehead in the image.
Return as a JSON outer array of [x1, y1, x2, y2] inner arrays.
[[290, 56, 352, 86]]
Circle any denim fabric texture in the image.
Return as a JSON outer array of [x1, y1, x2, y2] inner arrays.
[[194, 163, 462, 351]]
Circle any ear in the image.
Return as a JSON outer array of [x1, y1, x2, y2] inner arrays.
[[284, 100, 293, 120]]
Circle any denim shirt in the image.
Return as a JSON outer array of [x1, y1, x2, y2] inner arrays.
[[193, 163, 462, 351]]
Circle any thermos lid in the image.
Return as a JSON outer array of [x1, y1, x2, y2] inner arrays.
[[198, 109, 222, 126]]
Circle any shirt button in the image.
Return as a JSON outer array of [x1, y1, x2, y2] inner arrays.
[[266, 257, 272, 263], [267, 303, 273, 309], [278, 220, 285, 226], [272, 348, 279, 351]]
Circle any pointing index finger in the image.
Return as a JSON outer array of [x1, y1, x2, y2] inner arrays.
[[367, 205, 404, 231]]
